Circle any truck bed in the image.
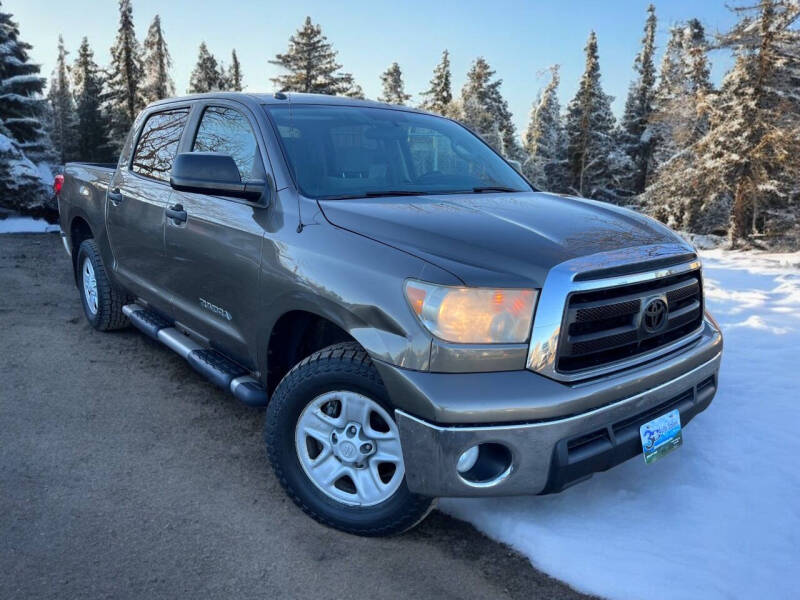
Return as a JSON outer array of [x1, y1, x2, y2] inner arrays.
[[58, 162, 119, 252]]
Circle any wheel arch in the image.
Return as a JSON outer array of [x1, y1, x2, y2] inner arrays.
[[69, 215, 94, 282]]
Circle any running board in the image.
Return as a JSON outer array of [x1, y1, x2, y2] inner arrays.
[[122, 304, 269, 407]]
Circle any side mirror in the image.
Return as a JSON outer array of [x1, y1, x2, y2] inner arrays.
[[170, 152, 266, 202]]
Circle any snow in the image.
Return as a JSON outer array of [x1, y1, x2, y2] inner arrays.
[[0, 216, 59, 233], [443, 249, 800, 600]]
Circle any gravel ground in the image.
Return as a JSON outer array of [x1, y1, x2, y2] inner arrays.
[[0, 233, 594, 600]]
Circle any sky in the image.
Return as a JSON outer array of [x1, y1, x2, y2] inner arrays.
[[9, 0, 739, 132]]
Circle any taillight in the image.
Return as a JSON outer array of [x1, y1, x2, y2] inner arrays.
[[53, 174, 64, 195]]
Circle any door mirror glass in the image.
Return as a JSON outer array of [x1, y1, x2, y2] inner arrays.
[[170, 152, 266, 202]]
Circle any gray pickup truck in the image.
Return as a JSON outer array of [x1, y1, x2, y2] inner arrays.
[[57, 92, 722, 536]]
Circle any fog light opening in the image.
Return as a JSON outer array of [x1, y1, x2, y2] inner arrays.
[[456, 445, 480, 473], [457, 443, 513, 487]]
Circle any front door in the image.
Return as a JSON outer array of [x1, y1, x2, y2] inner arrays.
[[106, 107, 190, 314], [164, 103, 269, 367]]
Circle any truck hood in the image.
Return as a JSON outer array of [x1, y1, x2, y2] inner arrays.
[[318, 191, 690, 287]]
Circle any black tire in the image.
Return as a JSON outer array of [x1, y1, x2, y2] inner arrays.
[[76, 239, 131, 331], [265, 342, 436, 536]]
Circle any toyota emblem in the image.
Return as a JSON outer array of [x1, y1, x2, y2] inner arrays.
[[642, 298, 668, 334]]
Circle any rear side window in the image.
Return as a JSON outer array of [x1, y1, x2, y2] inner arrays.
[[131, 108, 189, 181], [192, 106, 260, 180]]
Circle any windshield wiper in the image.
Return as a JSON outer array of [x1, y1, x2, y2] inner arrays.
[[364, 190, 428, 197], [472, 186, 521, 193]]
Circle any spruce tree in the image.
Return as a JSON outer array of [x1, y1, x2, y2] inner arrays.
[[564, 31, 626, 198], [420, 50, 452, 115], [73, 37, 111, 162], [106, 0, 144, 150], [228, 49, 244, 91], [648, 21, 713, 183], [0, 1, 50, 158], [645, 0, 800, 244], [0, 1, 51, 211], [617, 4, 657, 193], [142, 15, 174, 103], [188, 42, 222, 93], [523, 65, 567, 191], [46, 35, 78, 164], [459, 57, 523, 159], [270, 17, 356, 95], [379, 62, 411, 105]]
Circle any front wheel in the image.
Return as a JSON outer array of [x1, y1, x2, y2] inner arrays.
[[265, 343, 435, 536]]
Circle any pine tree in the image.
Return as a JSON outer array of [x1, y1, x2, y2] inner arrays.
[[379, 62, 411, 105], [228, 49, 244, 91], [188, 42, 223, 93], [459, 57, 523, 159], [564, 31, 626, 198], [0, 1, 51, 211], [645, 0, 800, 245], [106, 0, 144, 150], [46, 35, 78, 164], [420, 50, 452, 115], [342, 81, 365, 99], [73, 37, 112, 162], [617, 4, 657, 194], [142, 15, 174, 103], [647, 26, 686, 178], [523, 65, 568, 191], [0, 1, 50, 158], [270, 17, 356, 95]]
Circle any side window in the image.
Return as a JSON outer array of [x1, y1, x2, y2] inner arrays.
[[131, 109, 189, 181], [192, 107, 260, 180]]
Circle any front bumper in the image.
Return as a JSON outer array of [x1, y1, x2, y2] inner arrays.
[[391, 320, 722, 497]]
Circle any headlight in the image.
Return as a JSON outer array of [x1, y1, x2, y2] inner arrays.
[[404, 280, 538, 344]]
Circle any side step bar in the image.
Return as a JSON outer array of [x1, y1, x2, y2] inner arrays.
[[122, 304, 268, 407]]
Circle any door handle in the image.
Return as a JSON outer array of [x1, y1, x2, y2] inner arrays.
[[166, 203, 187, 223], [108, 188, 124, 205]]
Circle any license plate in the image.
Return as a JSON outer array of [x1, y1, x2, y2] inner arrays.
[[640, 409, 682, 464]]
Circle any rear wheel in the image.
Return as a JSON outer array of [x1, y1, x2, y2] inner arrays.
[[76, 239, 130, 331], [265, 342, 435, 536]]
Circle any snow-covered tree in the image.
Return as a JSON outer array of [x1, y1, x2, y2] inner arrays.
[[522, 65, 568, 191], [617, 4, 657, 194], [342, 81, 364, 99], [270, 17, 356, 95], [420, 50, 453, 115], [73, 37, 112, 162], [188, 42, 223, 93], [0, 2, 50, 159], [648, 21, 713, 183], [228, 49, 243, 91], [142, 15, 174, 103], [106, 0, 144, 150], [0, 1, 51, 212], [564, 31, 627, 198], [379, 62, 411, 105], [46, 35, 78, 164], [645, 0, 800, 245], [459, 57, 524, 160]]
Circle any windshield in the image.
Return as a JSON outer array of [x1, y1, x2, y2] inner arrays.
[[264, 104, 531, 200]]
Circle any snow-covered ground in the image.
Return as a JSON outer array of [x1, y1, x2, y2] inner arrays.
[[444, 249, 800, 600], [0, 215, 59, 234]]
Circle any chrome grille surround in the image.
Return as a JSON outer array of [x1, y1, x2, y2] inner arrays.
[[527, 243, 704, 382]]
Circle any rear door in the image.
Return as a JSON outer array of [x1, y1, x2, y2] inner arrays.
[[106, 106, 190, 313], [163, 101, 270, 367]]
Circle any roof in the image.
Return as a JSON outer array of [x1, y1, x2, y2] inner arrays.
[[148, 91, 427, 115]]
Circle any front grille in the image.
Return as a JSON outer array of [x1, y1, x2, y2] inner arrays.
[[557, 270, 703, 373]]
